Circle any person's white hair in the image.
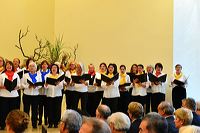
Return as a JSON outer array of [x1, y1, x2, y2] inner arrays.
[[107, 112, 130, 132], [61, 109, 82, 132], [28, 62, 37, 69]]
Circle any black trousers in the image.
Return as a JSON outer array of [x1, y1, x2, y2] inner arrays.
[[73, 91, 88, 116], [65, 90, 76, 110], [47, 97, 62, 126], [95, 91, 103, 106], [146, 92, 152, 113], [38, 95, 48, 123], [23, 94, 39, 127], [87, 92, 97, 117], [172, 86, 186, 109], [102, 97, 119, 113], [131, 95, 146, 108], [0, 97, 19, 128], [151, 93, 165, 112], [118, 91, 130, 114]]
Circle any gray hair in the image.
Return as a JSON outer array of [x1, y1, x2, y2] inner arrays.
[[97, 104, 111, 120], [107, 112, 130, 132], [142, 112, 168, 133], [61, 109, 82, 133], [158, 101, 174, 115]]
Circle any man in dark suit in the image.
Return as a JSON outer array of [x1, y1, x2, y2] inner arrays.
[[127, 102, 144, 133], [182, 98, 200, 126], [158, 101, 178, 133]]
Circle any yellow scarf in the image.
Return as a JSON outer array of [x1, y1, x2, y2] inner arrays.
[[0, 66, 4, 73], [120, 73, 126, 85], [70, 69, 76, 74], [107, 73, 114, 78], [137, 71, 143, 75], [49, 74, 59, 79], [174, 72, 182, 80]]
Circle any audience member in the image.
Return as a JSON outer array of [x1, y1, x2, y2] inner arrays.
[[196, 101, 200, 116], [5, 109, 30, 133], [107, 112, 131, 133], [127, 102, 143, 133], [79, 117, 111, 133], [60, 109, 82, 133], [96, 104, 111, 121], [182, 98, 200, 126], [139, 112, 168, 133], [157, 101, 178, 133], [174, 108, 195, 132]]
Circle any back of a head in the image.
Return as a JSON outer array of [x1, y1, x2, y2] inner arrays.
[[158, 101, 174, 116], [6, 109, 30, 133], [128, 102, 144, 119], [182, 98, 196, 111], [107, 112, 131, 132], [61, 109, 82, 133], [142, 112, 168, 133], [97, 104, 111, 120], [83, 117, 111, 133]]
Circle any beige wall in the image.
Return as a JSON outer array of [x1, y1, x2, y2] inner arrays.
[[0, 0, 173, 100], [0, 0, 54, 62]]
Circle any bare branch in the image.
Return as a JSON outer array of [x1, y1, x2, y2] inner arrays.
[[15, 27, 30, 59]]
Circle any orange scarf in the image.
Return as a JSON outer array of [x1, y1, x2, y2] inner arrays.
[[5, 71, 14, 81]]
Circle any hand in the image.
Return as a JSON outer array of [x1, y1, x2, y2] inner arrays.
[[0, 86, 6, 89]]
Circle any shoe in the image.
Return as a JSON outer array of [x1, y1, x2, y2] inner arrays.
[[48, 124, 52, 128], [54, 124, 58, 128], [33, 125, 37, 129]]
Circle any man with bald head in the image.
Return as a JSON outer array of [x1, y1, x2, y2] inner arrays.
[[96, 104, 111, 121]]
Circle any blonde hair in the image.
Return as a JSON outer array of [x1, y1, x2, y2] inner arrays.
[[128, 102, 144, 119], [174, 108, 193, 126]]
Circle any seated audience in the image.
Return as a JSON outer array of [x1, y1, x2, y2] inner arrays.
[[107, 112, 131, 133], [79, 117, 111, 133], [96, 104, 111, 121], [139, 112, 168, 133], [5, 109, 30, 133], [127, 102, 143, 133], [182, 98, 200, 126], [196, 101, 200, 116], [157, 101, 178, 133], [174, 107, 198, 132], [60, 109, 82, 133]]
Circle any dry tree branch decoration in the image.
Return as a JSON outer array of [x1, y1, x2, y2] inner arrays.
[[15, 27, 48, 62]]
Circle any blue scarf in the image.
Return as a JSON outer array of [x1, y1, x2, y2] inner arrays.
[[29, 72, 37, 83], [41, 69, 50, 82]]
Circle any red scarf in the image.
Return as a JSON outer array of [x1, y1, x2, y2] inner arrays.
[[88, 70, 96, 76], [5, 71, 14, 81], [155, 72, 161, 77]]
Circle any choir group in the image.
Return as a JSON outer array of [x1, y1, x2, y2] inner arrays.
[[0, 56, 188, 130]]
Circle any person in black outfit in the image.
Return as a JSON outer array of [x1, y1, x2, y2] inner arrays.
[[158, 101, 178, 133], [127, 102, 144, 133]]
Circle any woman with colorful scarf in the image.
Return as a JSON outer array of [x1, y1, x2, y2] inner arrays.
[[118, 65, 131, 114], [102, 63, 120, 113], [45, 64, 63, 128], [171, 64, 187, 109], [22, 62, 42, 128], [38, 60, 50, 125], [0, 61, 20, 130]]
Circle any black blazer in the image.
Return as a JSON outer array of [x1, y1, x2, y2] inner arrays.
[[166, 116, 179, 133], [128, 118, 142, 133]]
